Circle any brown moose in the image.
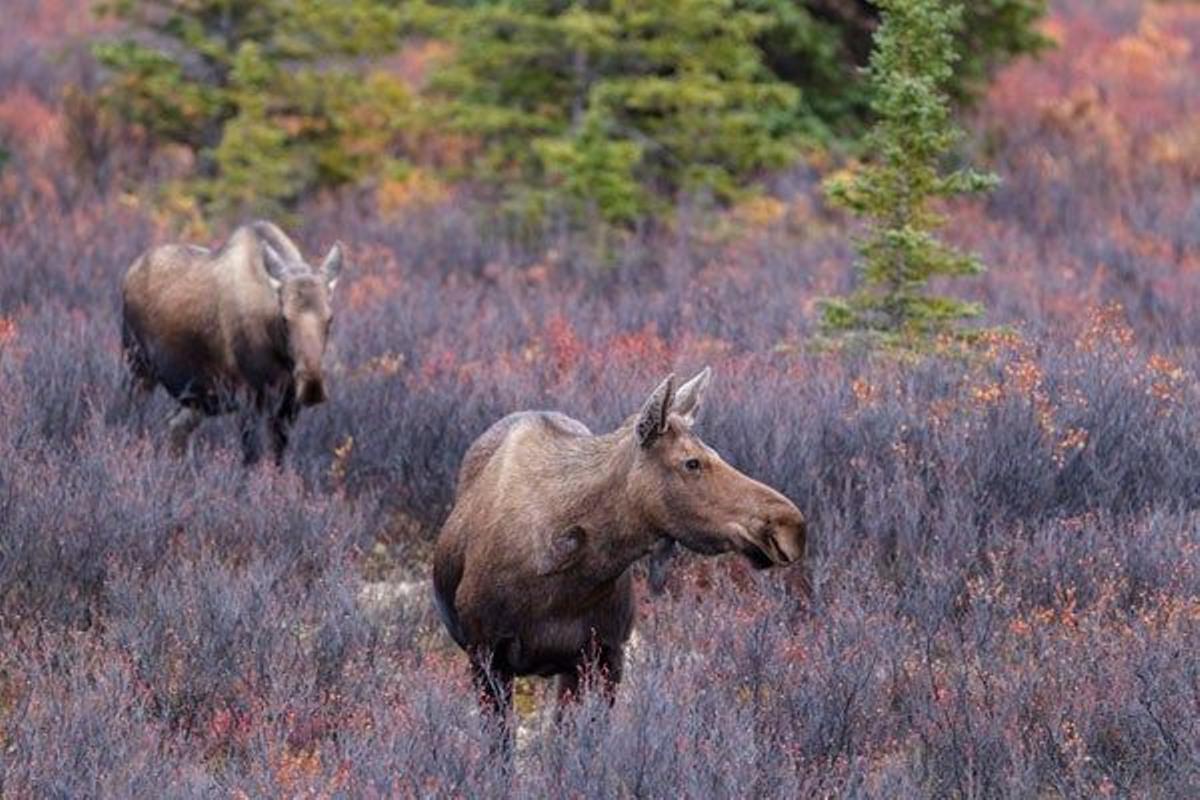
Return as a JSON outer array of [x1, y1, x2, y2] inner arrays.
[[120, 221, 344, 464], [432, 367, 806, 726]]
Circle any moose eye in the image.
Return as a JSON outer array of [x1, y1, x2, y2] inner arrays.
[[683, 458, 702, 472]]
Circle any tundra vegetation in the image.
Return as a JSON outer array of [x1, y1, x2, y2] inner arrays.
[[2, 0, 1200, 797]]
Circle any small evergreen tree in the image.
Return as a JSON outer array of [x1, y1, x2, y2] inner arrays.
[[93, 0, 409, 216], [820, 0, 998, 342]]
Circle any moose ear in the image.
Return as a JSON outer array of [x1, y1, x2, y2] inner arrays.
[[636, 373, 675, 447], [321, 242, 344, 291], [672, 366, 712, 424], [261, 242, 288, 291]]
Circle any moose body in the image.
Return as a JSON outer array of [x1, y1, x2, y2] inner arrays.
[[121, 221, 343, 464], [433, 369, 807, 722]]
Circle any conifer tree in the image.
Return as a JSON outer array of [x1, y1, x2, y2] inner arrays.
[[424, 0, 803, 225], [820, 0, 998, 341], [93, 0, 409, 215]]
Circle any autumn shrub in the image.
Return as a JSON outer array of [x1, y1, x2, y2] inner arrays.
[[4, 189, 1199, 796], [2, 2, 1199, 796]]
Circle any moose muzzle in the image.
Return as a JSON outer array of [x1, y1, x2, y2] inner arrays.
[[295, 371, 327, 406]]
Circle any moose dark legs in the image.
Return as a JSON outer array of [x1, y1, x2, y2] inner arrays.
[[239, 405, 263, 465], [167, 406, 203, 456], [267, 384, 299, 466], [116, 325, 156, 424], [470, 648, 515, 761], [594, 644, 624, 704], [158, 385, 297, 466], [470, 650, 514, 721], [555, 642, 624, 721], [241, 385, 298, 466]]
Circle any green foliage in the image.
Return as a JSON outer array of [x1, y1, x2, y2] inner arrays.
[[953, 0, 1050, 101], [418, 0, 1049, 152], [820, 0, 998, 342], [420, 0, 805, 225], [739, 1, 867, 143], [754, 1, 1048, 127], [91, 0, 1045, 224], [93, 0, 412, 216]]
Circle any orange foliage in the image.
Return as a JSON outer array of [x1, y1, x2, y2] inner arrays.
[[606, 325, 671, 369], [990, 2, 1200, 142], [376, 169, 452, 215], [0, 89, 65, 164], [543, 314, 585, 379], [3, 0, 108, 44], [1148, 113, 1200, 181], [382, 40, 455, 92], [850, 377, 880, 409], [730, 196, 788, 229], [345, 272, 404, 312], [1075, 302, 1135, 353]]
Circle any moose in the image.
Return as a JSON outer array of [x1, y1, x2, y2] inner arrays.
[[432, 367, 807, 729], [120, 221, 344, 464]]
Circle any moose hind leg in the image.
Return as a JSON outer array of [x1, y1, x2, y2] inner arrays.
[[120, 319, 156, 392], [111, 364, 154, 426], [113, 325, 156, 423], [167, 406, 202, 457]]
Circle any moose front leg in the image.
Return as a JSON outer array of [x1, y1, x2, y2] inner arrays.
[[470, 650, 514, 721], [167, 406, 203, 457], [556, 670, 581, 708], [239, 394, 267, 465], [267, 384, 299, 466], [470, 648, 515, 760], [558, 641, 624, 716], [594, 644, 624, 706]]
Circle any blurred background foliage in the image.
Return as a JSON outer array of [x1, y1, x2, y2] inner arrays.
[[89, 0, 1048, 224], [93, 0, 412, 217]]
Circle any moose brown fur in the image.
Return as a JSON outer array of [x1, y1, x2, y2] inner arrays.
[[432, 368, 806, 722], [120, 221, 344, 464]]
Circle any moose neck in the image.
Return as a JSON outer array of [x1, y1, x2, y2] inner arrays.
[[556, 424, 664, 584]]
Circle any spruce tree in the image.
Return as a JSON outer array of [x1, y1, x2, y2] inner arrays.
[[820, 0, 997, 342], [93, 0, 408, 215], [423, 0, 803, 225]]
